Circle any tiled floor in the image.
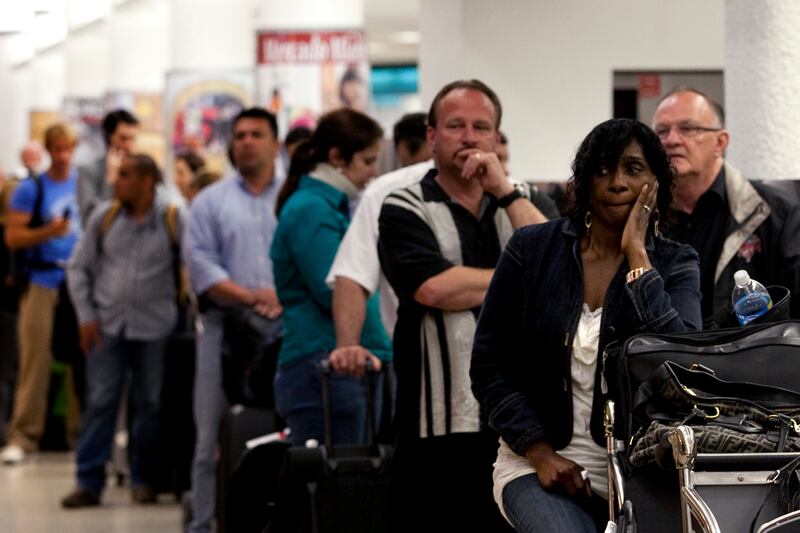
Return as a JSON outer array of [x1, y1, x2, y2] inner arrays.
[[0, 452, 184, 533]]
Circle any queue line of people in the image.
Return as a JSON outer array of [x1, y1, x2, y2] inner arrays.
[[0, 79, 798, 533]]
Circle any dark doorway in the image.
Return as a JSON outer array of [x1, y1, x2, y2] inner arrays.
[[614, 89, 638, 120]]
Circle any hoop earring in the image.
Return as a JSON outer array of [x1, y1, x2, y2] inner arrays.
[[653, 208, 660, 237], [584, 211, 592, 233]]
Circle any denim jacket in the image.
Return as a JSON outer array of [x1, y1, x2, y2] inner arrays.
[[470, 218, 701, 456]]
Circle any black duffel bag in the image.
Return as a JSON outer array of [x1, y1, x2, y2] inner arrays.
[[605, 319, 800, 446]]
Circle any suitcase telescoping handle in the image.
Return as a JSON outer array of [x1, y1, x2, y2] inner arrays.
[[319, 359, 378, 453]]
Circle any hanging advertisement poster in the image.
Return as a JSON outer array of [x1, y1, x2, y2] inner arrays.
[[164, 70, 255, 181], [61, 97, 106, 169], [256, 30, 370, 138]]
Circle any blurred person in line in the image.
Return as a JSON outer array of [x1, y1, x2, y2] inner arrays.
[[61, 154, 184, 508], [284, 126, 313, 160], [17, 141, 45, 180], [0, 164, 18, 294], [183, 107, 285, 533], [1, 124, 81, 465], [78, 109, 139, 225], [393, 112, 432, 168], [471, 118, 701, 532], [0, 165, 17, 447], [187, 169, 222, 201], [497, 131, 511, 176], [278, 126, 313, 175], [377, 79, 551, 532], [271, 108, 391, 446], [174, 151, 206, 202], [652, 88, 800, 326]]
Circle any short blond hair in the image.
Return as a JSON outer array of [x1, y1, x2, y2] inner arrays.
[[44, 123, 78, 151]]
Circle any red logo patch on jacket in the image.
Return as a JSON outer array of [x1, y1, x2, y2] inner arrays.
[[737, 235, 762, 263]]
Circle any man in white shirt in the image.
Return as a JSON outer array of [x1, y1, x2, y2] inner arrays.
[[326, 112, 435, 376], [327, 160, 434, 376]]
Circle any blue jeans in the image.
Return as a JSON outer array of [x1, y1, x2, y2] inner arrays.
[[189, 310, 227, 533], [75, 333, 167, 496], [502, 474, 607, 533], [274, 351, 383, 447]]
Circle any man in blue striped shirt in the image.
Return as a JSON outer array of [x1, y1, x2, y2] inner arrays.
[[62, 154, 184, 508], [183, 108, 284, 533]]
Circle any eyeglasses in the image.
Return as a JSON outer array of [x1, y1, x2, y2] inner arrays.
[[654, 124, 722, 140]]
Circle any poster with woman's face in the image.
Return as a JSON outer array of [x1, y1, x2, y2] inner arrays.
[[256, 30, 371, 139]]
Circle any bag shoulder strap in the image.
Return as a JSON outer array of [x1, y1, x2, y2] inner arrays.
[[164, 203, 180, 248], [31, 175, 44, 227], [163, 203, 187, 303], [97, 200, 123, 254]]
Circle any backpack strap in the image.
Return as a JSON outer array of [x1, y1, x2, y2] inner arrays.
[[96, 200, 123, 255], [27, 175, 46, 265], [30, 175, 45, 227], [164, 204, 179, 247], [164, 204, 188, 304]]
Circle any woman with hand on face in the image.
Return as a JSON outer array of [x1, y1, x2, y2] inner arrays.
[[470, 118, 702, 532], [270, 108, 391, 446]]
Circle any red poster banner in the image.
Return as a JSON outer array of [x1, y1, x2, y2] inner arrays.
[[258, 31, 367, 65]]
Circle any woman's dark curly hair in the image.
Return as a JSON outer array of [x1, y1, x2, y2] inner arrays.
[[565, 118, 675, 236]]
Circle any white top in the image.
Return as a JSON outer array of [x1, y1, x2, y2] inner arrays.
[[492, 304, 608, 522], [325, 160, 434, 334]]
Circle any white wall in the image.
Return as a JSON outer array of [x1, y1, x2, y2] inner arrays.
[[109, 0, 170, 92], [171, 0, 258, 70], [420, 0, 725, 181], [64, 23, 109, 98]]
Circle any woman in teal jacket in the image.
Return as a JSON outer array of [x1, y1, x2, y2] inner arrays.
[[270, 109, 390, 446]]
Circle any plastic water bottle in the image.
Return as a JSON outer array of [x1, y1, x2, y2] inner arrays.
[[732, 270, 772, 326]]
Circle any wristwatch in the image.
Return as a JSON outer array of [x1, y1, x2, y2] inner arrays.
[[497, 182, 526, 208]]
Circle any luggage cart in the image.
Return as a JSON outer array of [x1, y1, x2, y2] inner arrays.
[[603, 321, 800, 533]]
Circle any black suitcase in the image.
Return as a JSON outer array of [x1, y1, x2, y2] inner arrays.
[[271, 360, 392, 533], [225, 435, 292, 533], [217, 404, 283, 533]]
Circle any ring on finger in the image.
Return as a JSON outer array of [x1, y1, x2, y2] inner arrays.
[[642, 204, 651, 213], [580, 469, 589, 481]]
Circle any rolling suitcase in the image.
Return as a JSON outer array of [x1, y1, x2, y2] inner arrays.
[[217, 404, 283, 533], [271, 360, 392, 533], [224, 432, 292, 533]]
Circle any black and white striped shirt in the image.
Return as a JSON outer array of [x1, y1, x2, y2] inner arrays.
[[378, 169, 516, 440]]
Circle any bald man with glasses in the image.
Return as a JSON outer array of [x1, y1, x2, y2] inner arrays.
[[652, 87, 800, 328]]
